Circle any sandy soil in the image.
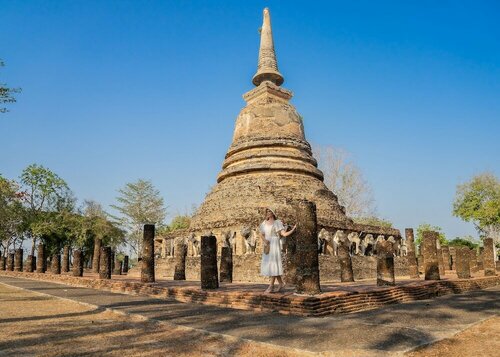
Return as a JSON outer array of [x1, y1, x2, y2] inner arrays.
[[0, 284, 312, 357], [406, 316, 500, 357]]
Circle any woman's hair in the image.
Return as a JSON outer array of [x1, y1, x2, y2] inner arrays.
[[265, 208, 277, 220]]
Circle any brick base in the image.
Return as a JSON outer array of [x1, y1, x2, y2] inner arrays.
[[1, 270, 498, 317]]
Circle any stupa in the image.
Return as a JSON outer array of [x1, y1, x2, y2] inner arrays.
[[190, 8, 399, 242]]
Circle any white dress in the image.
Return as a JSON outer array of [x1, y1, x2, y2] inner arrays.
[[260, 219, 284, 277]]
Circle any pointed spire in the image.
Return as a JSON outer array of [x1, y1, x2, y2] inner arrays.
[[252, 8, 284, 87]]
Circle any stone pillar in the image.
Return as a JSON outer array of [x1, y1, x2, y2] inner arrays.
[[123, 255, 129, 273], [25, 255, 35, 272], [469, 249, 479, 273], [449, 246, 456, 270], [483, 238, 496, 276], [111, 251, 115, 271], [201, 235, 218, 289], [72, 250, 84, 277], [423, 231, 440, 280], [14, 248, 23, 272], [141, 224, 155, 283], [292, 200, 321, 295], [220, 246, 233, 283], [437, 241, 445, 276], [0, 256, 5, 270], [36, 243, 46, 273], [377, 239, 396, 286], [113, 256, 122, 275], [51, 254, 61, 274], [173, 241, 187, 280], [62, 246, 70, 272], [456, 247, 471, 279], [99, 246, 111, 279], [92, 238, 102, 273], [405, 228, 419, 278], [442, 246, 451, 270], [338, 231, 354, 282], [283, 228, 298, 285], [7, 253, 14, 271]]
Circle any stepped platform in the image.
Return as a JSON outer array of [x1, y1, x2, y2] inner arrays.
[[1, 270, 498, 317]]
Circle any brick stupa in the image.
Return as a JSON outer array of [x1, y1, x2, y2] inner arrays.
[[190, 8, 399, 240]]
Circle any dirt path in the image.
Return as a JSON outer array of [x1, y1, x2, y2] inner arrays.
[[0, 284, 311, 357]]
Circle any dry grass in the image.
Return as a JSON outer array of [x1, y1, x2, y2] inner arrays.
[[0, 284, 312, 357]]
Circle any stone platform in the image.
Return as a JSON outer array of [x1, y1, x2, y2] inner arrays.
[[0, 270, 498, 317]]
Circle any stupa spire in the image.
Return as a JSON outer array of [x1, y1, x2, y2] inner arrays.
[[252, 8, 284, 87]]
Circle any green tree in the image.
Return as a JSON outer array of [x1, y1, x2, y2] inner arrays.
[[111, 179, 166, 256], [0, 175, 25, 256], [448, 236, 480, 250], [0, 59, 21, 113], [415, 223, 448, 247], [19, 164, 71, 255], [453, 172, 500, 244]]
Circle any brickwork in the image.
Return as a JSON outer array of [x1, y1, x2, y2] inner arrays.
[[25, 255, 35, 273], [201, 236, 219, 289], [141, 224, 155, 283], [36, 244, 46, 273], [7, 253, 14, 271], [423, 231, 440, 280], [483, 238, 496, 276], [377, 240, 395, 286], [1, 270, 499, 317], [62, 246, 70, 273], [73, 250, 84, 277], [220, 247, 233, 283], [51, 254, 61, 274], [405, 228, 419, 278], [456, 247, 471, 279], [92, 238, 102, 273], [99, 246, 111, 279]]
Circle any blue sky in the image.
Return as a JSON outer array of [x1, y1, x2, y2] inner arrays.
[[1, 1, 499, 240]]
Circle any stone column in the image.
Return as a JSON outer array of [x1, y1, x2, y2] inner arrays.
[[72, 250, 84, 277], [469, 249, 479, 273], [36, 243, 46, 273], [456, 247, 471, 279], [111, 251, 115, 271], [423, 231, 440, 280], [99, 246, 112, 279], [377, 239, 396, 286], [7, 253, 14, 271], [436, 241, 445, 276], [62, 246, 70, 272], [14, 248, 23, 272], [220, 246, 233, 283], [51, 254, 61, 274], [123, 255, 129, 273], [292, 199, 321, 295], [405, 228, 419, 278], [92, 238, 102, 273], [483, 238, 496, 276], [25, 255, 35, 272], [0, 256, 5, 270], [442, 246, 451, 270], [449, 246, 456, 270], [113, 256, 122, 275], [201, 235, 218, 289], [173, 241, 187, 280], [338, 231, 354, 282], [141, 224, 155, 283]]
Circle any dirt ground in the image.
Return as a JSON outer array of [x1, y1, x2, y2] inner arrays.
[[406, 315, 500, 357], [0, 284, 312, 357], [0, 283, 498, 357]]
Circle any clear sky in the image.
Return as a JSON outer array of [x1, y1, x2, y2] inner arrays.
[[1, 1, 499, 240]]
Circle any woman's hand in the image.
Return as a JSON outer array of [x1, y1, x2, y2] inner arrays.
[[281, 224, 297, 237]]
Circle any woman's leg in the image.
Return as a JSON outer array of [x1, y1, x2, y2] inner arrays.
[[276, 276, 284, 285], [265, 276, 276, 293]]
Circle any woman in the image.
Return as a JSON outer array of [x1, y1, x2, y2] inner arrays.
[[260, 207, 296, 293]]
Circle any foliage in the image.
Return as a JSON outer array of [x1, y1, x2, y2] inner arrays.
[[447, 236, 480, 250], [453, 172, 500, 244], [415, 223, 448, 246], [111, 179, 166, 255], [0, 59, 21, 113], [353, 216, 392, 228], [313, 144, 375, 217], [0, 175, 25, 255]]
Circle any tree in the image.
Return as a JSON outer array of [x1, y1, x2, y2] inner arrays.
[[111, 179, 166, 256], [0, 175, 25, 256], [313, 144, 375, 217], [453, 172, 500, 244], [1, 59, 21, 113], [448, 236, 480, 250], [415, 223, 448, 247], [19, 164, 71, 255]]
